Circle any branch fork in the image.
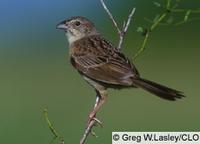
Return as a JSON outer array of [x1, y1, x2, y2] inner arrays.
[[100, 0, 136, 50]]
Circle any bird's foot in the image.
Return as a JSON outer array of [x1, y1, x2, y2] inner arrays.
[[87, 114, 103, 128], [87, 116, 103, 128], [92, 117, 103, 127], [87, 117, 103, 138]]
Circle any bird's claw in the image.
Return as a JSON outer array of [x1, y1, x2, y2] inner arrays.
[[87, 116, 103, 128], [93, 117, 103, 128], [89, 118, 103, 138], [90, 131, 98, 137]]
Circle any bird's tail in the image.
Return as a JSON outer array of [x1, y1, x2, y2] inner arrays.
[[133, 78, 185, 101]]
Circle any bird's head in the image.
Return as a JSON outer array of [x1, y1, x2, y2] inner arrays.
[[57, 16, 98, 44]]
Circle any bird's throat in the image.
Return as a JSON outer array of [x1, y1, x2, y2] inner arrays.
[[66, 31, 85, 45]]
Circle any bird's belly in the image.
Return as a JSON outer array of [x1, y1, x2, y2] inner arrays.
[[83, 76, 106, 91], [83, 75, 135, 90]]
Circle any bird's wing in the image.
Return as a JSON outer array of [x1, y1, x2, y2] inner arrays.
[[70, 35, 139, 86]]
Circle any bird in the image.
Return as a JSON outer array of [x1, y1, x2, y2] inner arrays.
[[56, 16, 184, 126]]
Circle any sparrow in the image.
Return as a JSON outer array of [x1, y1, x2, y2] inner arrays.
[[56, 16, 184, 126]]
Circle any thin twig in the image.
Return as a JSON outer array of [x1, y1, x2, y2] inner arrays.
[[119, 7, 136, 50], [167, 0, 172, 9], [44, 109, 59, 137], [150, 13, 167, 31], [134, 31, 150, 59], [100, 0, 136, 50], [134, 12, 168, 60], [119, 6, 136, 50], [144, 17, 169, 25], [171, 8, 200, 13], [100, 0, 121, 34], [44, 108, 64, 144], [174, 17, 200, 26]]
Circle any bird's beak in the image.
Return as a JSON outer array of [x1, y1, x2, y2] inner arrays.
[[56, 21, 68, 30]]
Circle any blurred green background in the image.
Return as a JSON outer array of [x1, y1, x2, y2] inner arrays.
[[0, 0, 199, 143]]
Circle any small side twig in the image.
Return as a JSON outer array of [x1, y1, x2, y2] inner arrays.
[[100, 0, 136, 50], [43, 108, 64, 144], [175, 17, 200, 26], [134, 0, 172, 60], [171, 8, 200, 13], [134, 12, 168, 59], [144, 17, 169, 25], [133, 31, 150, 60]]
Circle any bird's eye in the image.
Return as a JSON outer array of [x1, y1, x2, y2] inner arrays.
[[75, 21, 81, 26]]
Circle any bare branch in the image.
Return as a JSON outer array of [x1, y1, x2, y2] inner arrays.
[[124, 8, 136, 33], [118, 7, 136, 50], [100, 0, 136, 50], [80, 120, 96, 144], [100, 0, 121, 34], [80, 96, 102, 144]]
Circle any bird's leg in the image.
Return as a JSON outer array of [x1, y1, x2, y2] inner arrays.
[[86, 95, 101, 126], [87, 90, 107, 127], [80, 90, 107, 144], [94, 95, 101, 111]]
